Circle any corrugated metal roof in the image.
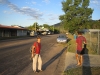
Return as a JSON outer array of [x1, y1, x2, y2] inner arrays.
[[0, 25, 27, 30], [89, 29, 100, 32], [82, 29, 100, 32]]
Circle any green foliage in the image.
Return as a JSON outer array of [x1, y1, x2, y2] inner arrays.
[[91, 20, 100, 29], [59, 15, 64, 21], [59, 0, 93, 33], [84, 20, 100, 29], [43, 24, 50, 29], [27, 23, 60, 33], [64, 67, 100, 75], [27, 22, 39, 30], [27, 25, 35, 30]]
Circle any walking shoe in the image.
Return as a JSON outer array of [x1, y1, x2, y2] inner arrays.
[[38, 70, 43, 72], [33, 71, 38, 73]]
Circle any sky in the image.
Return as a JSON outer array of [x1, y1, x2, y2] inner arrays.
[[0, 0, 100, 27]]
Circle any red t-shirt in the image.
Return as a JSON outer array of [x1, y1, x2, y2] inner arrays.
[[76, 36, 86, 51], [33, 42, 41, 54]]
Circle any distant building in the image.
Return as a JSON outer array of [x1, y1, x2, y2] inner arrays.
[[38, 27, 49, 31], [0, 24, 28, 37]]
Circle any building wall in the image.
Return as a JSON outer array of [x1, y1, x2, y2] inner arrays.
[[0, 28, 27, 37], [23, 30, 27, 36], [10, 29, 17, 36], [0, 30, 3, 37], [17, 30, 27, 36], [0, 29, 11, 37]]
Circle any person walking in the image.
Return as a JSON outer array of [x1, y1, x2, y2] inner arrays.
[[31, 36, 42, 73], [74, 34, 77, 40], [76, 31, 86, 66]]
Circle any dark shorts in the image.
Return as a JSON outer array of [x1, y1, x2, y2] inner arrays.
[[77, 50, 83, 55]]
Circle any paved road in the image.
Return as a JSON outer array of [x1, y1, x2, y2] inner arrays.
[[0, 34, 66, 75]]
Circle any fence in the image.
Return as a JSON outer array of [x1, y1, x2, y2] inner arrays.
[[84, 29, 100, 55]]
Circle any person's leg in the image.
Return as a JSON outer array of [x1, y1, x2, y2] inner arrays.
[[76, 53, 80, 65], [32, 54, 38, 72], [38, 54, 42, 71], [80, 55, 83, 66]]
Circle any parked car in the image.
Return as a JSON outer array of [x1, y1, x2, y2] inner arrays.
[[47, 31, 51, 35], [41, 32, 47, 35], [57, 34, 67, 43], [30, 31, 37, 36]]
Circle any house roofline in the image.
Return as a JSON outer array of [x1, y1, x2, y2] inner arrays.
[[0, 24, 27, 30]]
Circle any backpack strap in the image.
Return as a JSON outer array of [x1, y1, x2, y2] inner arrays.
[[34, 42, 38, 52], [30, 42, 38, 53]]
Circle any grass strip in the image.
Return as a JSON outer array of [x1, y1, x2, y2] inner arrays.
[[63, 66, 100, 75]]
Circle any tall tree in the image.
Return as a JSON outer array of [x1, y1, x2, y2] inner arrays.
[[43, 24, 50, 28], [59, 0, 93, 33], [27, 22, 39, 31]]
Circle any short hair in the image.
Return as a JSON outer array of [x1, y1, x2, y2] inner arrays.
[[77, 31, 82, 35], [37, 36, 41, 39]]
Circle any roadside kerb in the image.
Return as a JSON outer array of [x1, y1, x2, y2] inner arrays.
[[53, 46, 67, 75]]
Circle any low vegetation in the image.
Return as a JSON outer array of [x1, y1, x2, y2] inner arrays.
[[67, 33, 97, 54], [63, 33, 100, 75], [63, 66, 100, 75]]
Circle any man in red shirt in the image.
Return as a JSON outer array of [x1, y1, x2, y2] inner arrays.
[[32, 36, 42, 73], [76, 31, 86, 66]]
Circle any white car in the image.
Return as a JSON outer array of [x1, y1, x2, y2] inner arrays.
[[47, 31, 51, 35], [41, 32, 47, 35], [30, 31, 37, 36], [57, 34, 67, 43]]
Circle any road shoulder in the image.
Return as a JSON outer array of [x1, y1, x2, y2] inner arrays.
[[17, 44, 67, 75]]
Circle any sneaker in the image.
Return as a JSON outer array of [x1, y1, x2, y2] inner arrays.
[[33, 71, 38, 73], [38, 70, 43, 72]]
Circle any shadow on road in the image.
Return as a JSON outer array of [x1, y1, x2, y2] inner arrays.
[[42, 46, 67, 70], [82, 44, 92, 75]]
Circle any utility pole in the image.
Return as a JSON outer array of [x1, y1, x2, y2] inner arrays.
[[35, 22, 37, 32], [53, 25, 54, 34], [34, 16, 38, 33]]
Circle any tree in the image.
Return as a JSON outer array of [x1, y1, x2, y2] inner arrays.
[[27, 25, 34, 30], [27, 22, 39, 31], [43, 24, 50, 28], [59, 0, 93, 33]]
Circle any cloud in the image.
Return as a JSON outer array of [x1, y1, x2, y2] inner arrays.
[[0, 0, 43, 19], [32, 1, 37, 5], [0, 0, 10, 4], [42, 0, 50, 4], [3, 10, 10, 14], [26, 1, 37, 5], [90, 0, 100, 9], [90, 0, 99, 4], [47, 13, 59, 20], [25, 2, 31, 4]]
